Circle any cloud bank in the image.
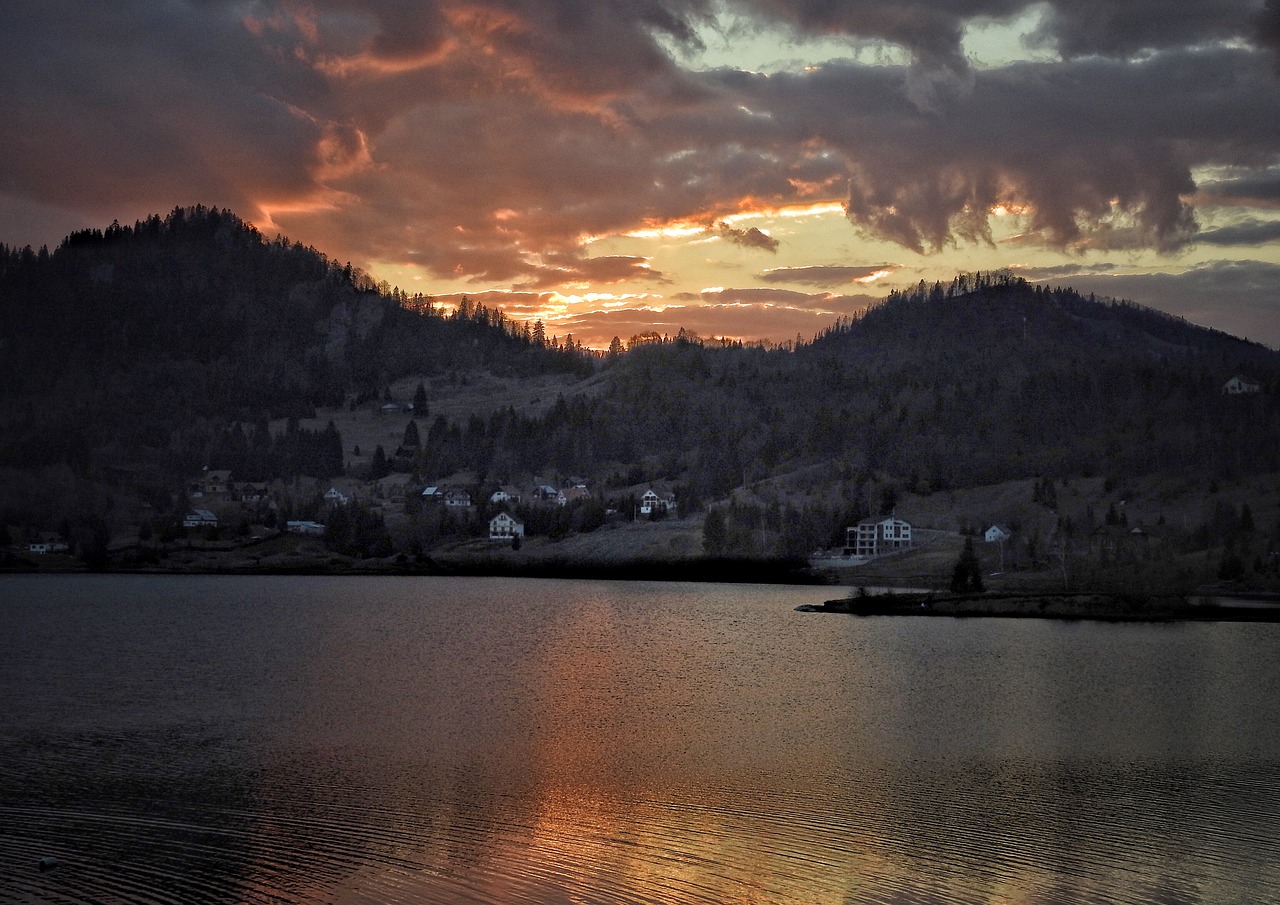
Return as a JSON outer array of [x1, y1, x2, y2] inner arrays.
[[2, 0, 1278, 343]]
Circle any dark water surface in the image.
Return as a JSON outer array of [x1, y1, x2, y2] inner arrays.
[[3, 574, 1280, 903]]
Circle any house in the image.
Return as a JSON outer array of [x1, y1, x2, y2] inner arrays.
[[532, 484, 565, 505], [1223, 374, 1262, 395], [189, 469, 233, 498], [238, 483, 270, 503], [324, 487, 351, 506], [26, 539, 69, 555], [421, 485, 443, 500], [562, 486, 592, 505], [183, 509, 219, 528], [286, 519, 326, 536], [443, 489, 473, 509], [490, 485, 523, 506], [489, 512, 525, 540], [846, 517, 912, 557], [639, 488, 677, 515], [984, 525, 1012, 543]]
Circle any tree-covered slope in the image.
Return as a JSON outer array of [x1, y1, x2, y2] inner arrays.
[[0, 206, 589, 475]]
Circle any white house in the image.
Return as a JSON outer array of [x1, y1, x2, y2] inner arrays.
[[1223, 374, 1262, 395], [183, 509, 219, 528], [27, 540, 69, 555], [489, 512, 525, 540], [639, 488, 677, 515], [490, 485, 523, 505], [984, 525, 1012, 543], [443, 489, 473, 509], [847, 517, 912, 557], [324, 487, 350, 506]]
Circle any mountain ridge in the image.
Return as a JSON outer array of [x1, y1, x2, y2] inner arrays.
[[2, 208, 1277, 582]]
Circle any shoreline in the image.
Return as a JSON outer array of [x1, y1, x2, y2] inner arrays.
[[807, 591, 1280, 623]]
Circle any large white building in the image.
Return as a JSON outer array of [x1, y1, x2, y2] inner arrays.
[[489, 512, 525, 540], [846, 517, 912, 557]]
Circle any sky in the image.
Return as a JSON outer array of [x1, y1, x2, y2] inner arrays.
[[3, 0, 1280, 348]]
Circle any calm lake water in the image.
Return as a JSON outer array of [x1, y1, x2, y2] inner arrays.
[[3, 575, 1280, 904]]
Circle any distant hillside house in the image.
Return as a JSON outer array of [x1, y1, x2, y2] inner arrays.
[[490, 485, 523, 506], [562, 486, 591, 504], [183, 509, 219, 528], [489, 512, 525, 540], [324, 487, 351, 506], [639, 488, 677, 515], [189, 469, 232, 497], [984, 525, 1012, 543], [1223, 374, 1262, 395], [532, 484, 565, 505], [238, 482, 269, 503], [443, 489, 473, 509], [27, 540, 69, 555], [847, 517, 912, 557]]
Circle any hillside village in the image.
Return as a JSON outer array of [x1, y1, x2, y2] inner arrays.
[[4, 210, 1280, 590]]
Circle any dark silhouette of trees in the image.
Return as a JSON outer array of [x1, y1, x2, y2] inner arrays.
[[951, 537, 985, 593]]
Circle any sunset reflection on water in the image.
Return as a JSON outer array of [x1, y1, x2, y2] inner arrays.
[[3, 574, 1280, 904]]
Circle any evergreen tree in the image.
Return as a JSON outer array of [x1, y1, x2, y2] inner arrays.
[[370, 445, 390, 479], [403, 420, 421, 448], [412, 381, 428, 414], [703, 507, 728, 556], [950, 537, 985, 593]]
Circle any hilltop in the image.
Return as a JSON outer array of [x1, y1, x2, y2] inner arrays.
[[2, 210, 1278, 590]]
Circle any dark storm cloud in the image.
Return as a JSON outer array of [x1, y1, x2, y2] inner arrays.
[[1030, 0, 1262, 59], [1, 0, 1278, 318], [1196, 218, 1280, 246], [1197, 170, 1280, 207], [699, 47, 1280, 253], [0, 0, 333, 221], [735, 0, 1268, 69], [1255, 0, 1280, 60]]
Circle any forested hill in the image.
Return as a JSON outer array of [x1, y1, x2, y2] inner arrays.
[[790, 273, 1280, 486], [584, 274, 1279, 510], [0, 206, 588, 471], [2, 209, 1278, 525]]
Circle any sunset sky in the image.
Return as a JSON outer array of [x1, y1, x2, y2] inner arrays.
[[4, 0, 1280, 347]]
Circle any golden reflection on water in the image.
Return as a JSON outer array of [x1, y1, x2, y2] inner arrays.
[[7, 576, 1280, 904]]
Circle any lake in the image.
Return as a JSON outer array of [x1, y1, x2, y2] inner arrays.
[[3, 574, 1280, 904]]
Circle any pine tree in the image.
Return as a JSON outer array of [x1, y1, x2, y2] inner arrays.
[[412, 381, 427, 414], [703, 507, 728, 555], [950, 537, 985, 593], [370, 445, 390, 480]]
